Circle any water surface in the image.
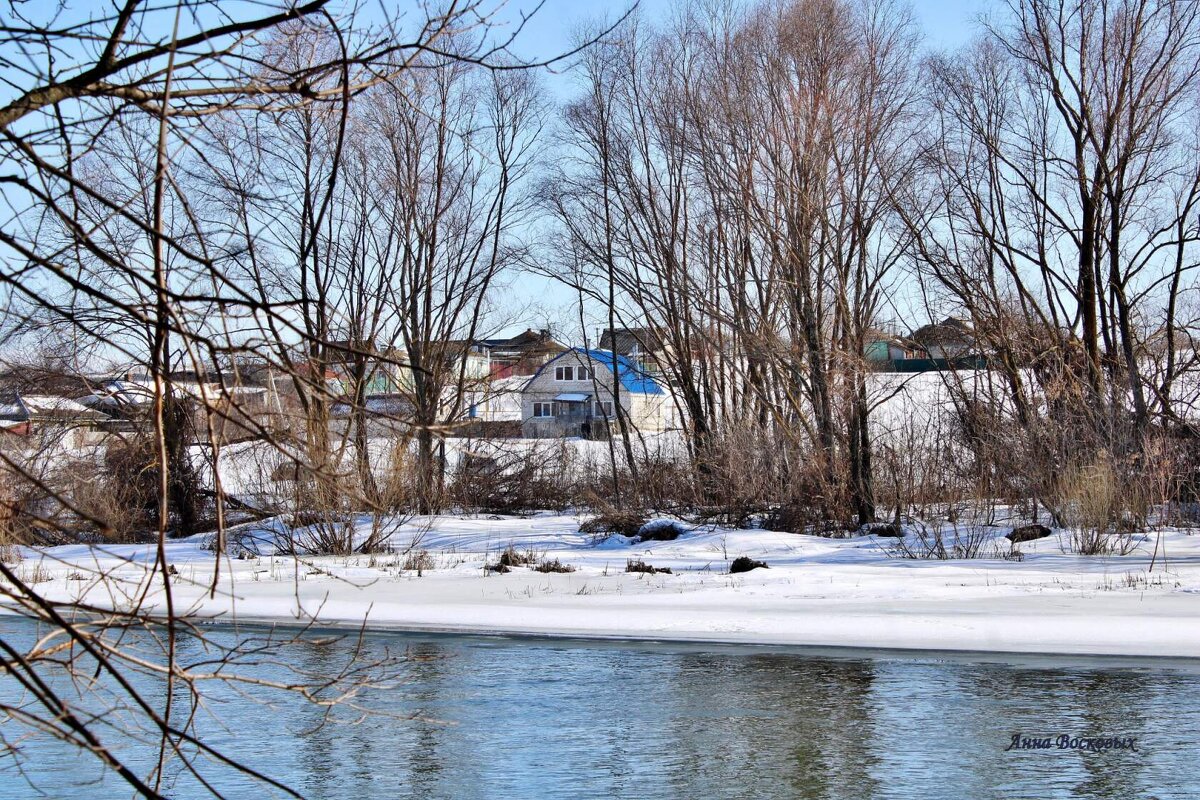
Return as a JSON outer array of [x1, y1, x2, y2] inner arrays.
[[1, 616, 1197, 799]]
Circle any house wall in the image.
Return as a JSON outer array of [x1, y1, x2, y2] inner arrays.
[[20, 421, 103, 450], [629, 393, 679, 431], [375, 351, 489, 396], [866, 341, 915, 363], [467, 375, 526, 422], [461, 389, 515, 422], [865, 341, 891, 362]]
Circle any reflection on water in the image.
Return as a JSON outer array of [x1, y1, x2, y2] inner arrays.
[[2, 616, 1199, 799]]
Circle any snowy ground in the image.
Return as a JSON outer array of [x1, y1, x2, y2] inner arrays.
[[5, 513, 1200, 659]]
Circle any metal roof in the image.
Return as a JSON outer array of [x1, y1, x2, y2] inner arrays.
[[534, 348, 665, 396]]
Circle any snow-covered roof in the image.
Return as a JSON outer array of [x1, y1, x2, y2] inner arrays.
[[331, 393, 414, 417], [21, 395, 102, 416], [91, 379, 261, 407], [0, 393, 108, 421], [99, 380, 154, 404], [0, 397, 27, 420]]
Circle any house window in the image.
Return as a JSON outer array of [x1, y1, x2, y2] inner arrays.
[[594, 401, 612, 418], [554, 365, 574, 381], [577, 366, 590, 381], [533, 401, 554, 418]]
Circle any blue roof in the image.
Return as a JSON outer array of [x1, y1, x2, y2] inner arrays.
[[536, 348, 664, 395]]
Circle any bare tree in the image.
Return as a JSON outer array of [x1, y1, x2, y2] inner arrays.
[[546, 0, 920, 526], [0, 0, 597, 793], [900, 0, 1200, 525]]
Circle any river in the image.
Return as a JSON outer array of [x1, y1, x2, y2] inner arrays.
[[1, 615, 1198, 799]]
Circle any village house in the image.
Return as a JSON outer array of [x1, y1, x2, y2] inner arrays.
[[323, 340, 413, 396], [0, 391, 112, 448], [478, 328, 566, 378], [910, 317, 978, 359], [463, 374, 527, 422], [75, 372, 272, 441], [856, 317, 987, 372], [598, 327, 667, 377], [320, 330, 566, 430], [863, 328, 920, 367], [321, 339, 492, 426], [521, 348, 677, 438]]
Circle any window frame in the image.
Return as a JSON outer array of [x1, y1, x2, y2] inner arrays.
[[594, 400, 612, 418], [554, 365, 574, 381], [533, 401, 555, 418]]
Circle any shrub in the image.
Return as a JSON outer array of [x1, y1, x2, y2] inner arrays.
[[0, 540, 20, 564], [1054, 454, 1140, 555], [533, 558, 575, 574], [449, 441, 577, 513], [637, 519, 686, 541], [762, 503, 825, 535], [497, 545, 537, 568], [402, 550, 435, 573], [580, 510, 647, 540], [624, 452, 695, 510], [626, 559, 672, 575], [65, 441, 160, 542], [729, 556, 767, 574], [885, 519, 993, 560]]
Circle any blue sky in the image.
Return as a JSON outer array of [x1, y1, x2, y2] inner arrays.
[[504, 0, 991, 80]]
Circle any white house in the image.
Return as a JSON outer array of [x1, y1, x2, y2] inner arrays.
[[521, 348, 677, 438], [910, 317, 977, 359], [463, 374, 528, 422]]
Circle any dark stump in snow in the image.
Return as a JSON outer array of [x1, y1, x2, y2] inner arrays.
[[861, 522, 904, 538], [637, 519, 686, 542], [1006, 523, 1052, 543], [484, 562, 511, 574], [729, 556, 768, 574]]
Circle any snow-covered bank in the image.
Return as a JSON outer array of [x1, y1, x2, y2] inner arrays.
[[7, 514, 1200, 658]]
